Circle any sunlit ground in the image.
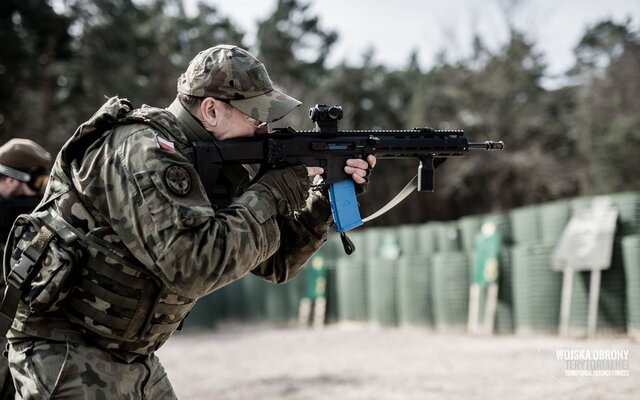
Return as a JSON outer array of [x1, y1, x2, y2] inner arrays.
[[158, 324, 639, 400]]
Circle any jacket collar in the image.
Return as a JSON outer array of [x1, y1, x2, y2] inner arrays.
[[167, 98, 213, 143]]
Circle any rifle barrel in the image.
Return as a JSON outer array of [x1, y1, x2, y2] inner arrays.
[[468, 141, 504, 150]]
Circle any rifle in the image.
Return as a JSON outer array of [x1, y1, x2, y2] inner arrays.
[[192, 104, 503, 253]]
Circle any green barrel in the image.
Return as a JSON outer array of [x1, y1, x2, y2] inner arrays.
[[539, 199, 571, 244], [397, 255, 433, 327], [361, 227, 387, 257], [367, 259, 398, 326], [458, 214, 484, 252], [431, 252, 469, 331], [512, 244, 562, 334], [434, 221, 461, 252], [416, 223, 438, 254], [510, 205, 540, 245], [181, 292, 218, 330], [239, 274, 267, 322], [611, 191, 640, 235], [263, 279, 292, 324], [495, 246, 515, 334], [622, 234, 640, 336], [569, 196, 594, 212], [335, 257, 368, 321], [398, 224, 437, 256]]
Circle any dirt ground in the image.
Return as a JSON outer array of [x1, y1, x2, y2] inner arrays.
[[156, 324, 639, 400]]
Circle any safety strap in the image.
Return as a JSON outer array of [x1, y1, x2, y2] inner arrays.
[[361, 174, 418, 223]]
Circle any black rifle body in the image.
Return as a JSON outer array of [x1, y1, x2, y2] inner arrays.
[[192, 127, 501, 198]]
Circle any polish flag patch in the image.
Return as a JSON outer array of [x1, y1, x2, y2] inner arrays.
[[156, 136, 176, 153]]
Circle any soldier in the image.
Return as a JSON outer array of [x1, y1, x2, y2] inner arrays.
[[0, 138, 51, 399], [0, 138, 52, 248], [2, 45, 375, 398]]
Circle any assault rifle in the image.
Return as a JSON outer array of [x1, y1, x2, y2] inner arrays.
[[192, 104, 503, 253]]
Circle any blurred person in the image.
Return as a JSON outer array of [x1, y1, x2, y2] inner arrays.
[[1, 44, 375, 398], [0, 138, 51, 399], [0, 138, 52, 249]]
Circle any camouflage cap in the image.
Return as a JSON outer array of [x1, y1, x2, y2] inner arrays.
[[177, 45, 302, 123], [0, 138, 52, 182]]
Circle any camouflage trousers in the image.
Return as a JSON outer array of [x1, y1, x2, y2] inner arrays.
[[8, 339, 177, 399], [0, 338, 15, 400]]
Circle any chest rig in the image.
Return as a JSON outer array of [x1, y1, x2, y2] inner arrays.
[[1, 97, 242, 355]]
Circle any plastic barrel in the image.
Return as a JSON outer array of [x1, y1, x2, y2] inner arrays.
[[458, 214, 484, 252], [397, 255, 433, 327], [611, 191, 640, 235], [431, 252, 469, 331], [434, 221, 461, 252], [539, 199, 571, 244], [335, 257, 368, 321], [622, 234, 640, 337], [367, 260, 398, 326], [397, 224, 437, 256], [512, 244, 562, 334], [510, 205, 540, 244]]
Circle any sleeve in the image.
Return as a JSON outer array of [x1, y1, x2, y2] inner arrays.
[[90, 127, 311, 299], [250, 191, 334, 283]]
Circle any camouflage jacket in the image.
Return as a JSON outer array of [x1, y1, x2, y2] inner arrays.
[[7, 97, 333, 359]]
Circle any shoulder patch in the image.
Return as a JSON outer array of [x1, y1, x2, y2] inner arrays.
[[164, 165, 191, 196]]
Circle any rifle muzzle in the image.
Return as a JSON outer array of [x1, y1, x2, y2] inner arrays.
[[468, 141, 504, 151]]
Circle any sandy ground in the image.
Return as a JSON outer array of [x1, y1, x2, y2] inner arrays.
[[156, 324, 639, 400]]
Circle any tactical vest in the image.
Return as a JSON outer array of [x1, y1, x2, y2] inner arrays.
[[2, 97, 223, 355]]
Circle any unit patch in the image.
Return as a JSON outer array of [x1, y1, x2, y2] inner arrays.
[[165, 165, 191, 196]]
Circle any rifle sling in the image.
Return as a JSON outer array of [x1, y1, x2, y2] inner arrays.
[[361, 174, 417, 223]]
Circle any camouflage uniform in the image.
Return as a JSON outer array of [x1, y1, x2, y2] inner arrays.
[[4, 45, 333, 398], [0, 138, 52, 400]]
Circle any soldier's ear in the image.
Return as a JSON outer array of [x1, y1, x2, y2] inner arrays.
[[199, 97, 218, 127]]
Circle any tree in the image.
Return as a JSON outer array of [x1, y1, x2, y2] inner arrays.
[[0, 0, 72, 146], [571, 19, 640, 193], [255, 0, 337, 127]]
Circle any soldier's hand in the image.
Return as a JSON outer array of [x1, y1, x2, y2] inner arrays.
[[256, 166, 314, 216], [345, 155, 376, 193]]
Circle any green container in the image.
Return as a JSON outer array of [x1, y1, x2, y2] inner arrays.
[[397, 224, 437, 256], [361, 227, 388, 257], [495, 247, 515, 334], [622, 234, 640, 335], [458, 214, 484, 252], [512, 244, 562, 334], [180, 294, 217, 330], [510, 205, 540, 244], [416, 224, 438, 254], [335, 257, 368, 321], [239, 274, 267, 321], [611, 192, 640, 235], [434, 221, 461, 252], [539, 199, 571, 244], [263, 280, 292, 323], [431, 252, 469, 331], [367, 260, 398, 326], [397, 255, 433, 327]]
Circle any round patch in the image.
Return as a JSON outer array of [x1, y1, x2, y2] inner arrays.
[[164, 165, 191, 196]]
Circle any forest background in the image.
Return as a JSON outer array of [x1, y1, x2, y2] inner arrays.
[[1, 0, 639, 225]]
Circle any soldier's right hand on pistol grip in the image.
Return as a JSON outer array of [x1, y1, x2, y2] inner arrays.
[[256, 166, 311, 216]]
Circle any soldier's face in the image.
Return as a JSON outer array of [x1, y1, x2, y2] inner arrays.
[[200, 98, 268, 140], [0, 177, 22, 199]]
